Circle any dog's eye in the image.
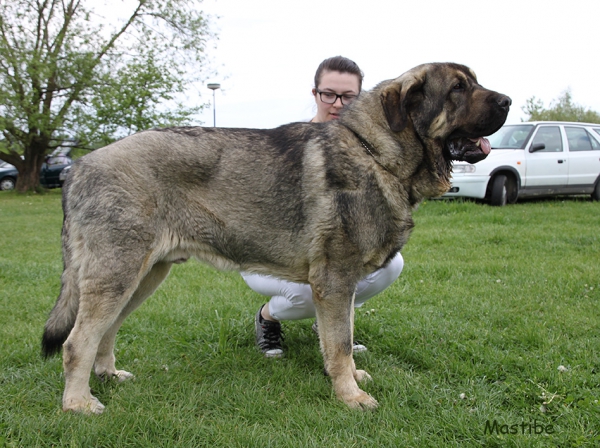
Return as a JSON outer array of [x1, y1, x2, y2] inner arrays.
[[452, 82, 464, 91]]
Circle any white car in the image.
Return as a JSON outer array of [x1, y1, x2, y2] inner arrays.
[[445, 121, 600, 205]]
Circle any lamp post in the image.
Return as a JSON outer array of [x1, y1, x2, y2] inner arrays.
[[207, 83, 221, 127]]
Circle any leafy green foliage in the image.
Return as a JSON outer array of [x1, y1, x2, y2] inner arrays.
[[75, 51, 202, 147], [522, 89, 600, 123], [1, 192, 599, 446], [0, 0, 215, 191]]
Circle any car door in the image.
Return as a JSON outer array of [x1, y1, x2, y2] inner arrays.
[[565, 126, 600, 187], [524, 125, 568, 187]]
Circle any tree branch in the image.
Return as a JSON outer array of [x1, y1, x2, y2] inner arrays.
[[0, 15, 27, 105], [51, 1, 146, 129]]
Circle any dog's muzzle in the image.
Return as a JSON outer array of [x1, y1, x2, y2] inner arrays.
[[446, 137, 491, 164]]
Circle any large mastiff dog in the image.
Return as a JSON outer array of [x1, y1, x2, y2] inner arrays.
[[43, 63, 510, 413]]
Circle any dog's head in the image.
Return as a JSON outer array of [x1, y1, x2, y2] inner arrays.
[[380, 63, 511, 164]]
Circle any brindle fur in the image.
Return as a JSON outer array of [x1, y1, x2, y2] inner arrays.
[[42, 63, 510, 413]]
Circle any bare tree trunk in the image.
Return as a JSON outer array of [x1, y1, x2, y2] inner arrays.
[[15, 169, 41, 192], [15, 147, 46, 193]]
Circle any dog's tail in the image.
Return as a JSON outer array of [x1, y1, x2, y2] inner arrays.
[[42, 183, 79, 358]]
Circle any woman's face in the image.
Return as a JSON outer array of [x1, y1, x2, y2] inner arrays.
[[312, 70, 360, 123]]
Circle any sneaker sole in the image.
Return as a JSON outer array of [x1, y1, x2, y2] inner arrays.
[[263, 349, 284, 358]]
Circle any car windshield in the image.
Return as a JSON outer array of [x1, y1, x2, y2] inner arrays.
[[46, 155, 70, 165], [488, 124, 534, 149]]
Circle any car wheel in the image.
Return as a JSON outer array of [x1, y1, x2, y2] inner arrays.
[[0, 177, 16, 191], [490, 174, 508, 206], [592, 180, 600, 201], [505, 175, 518, 204]]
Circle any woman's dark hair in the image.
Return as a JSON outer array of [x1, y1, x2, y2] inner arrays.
[[314, 56, 364, 92]]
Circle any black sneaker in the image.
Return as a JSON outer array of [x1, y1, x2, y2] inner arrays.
[[312, 321, 367, 352], [255, 305, 284, 358]]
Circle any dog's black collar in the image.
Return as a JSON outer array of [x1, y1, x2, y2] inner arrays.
[[357, 135, 377, 158], [344, 125, 397, 178]]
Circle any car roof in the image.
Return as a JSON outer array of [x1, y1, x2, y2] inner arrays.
[[506, 121, 600, 127]]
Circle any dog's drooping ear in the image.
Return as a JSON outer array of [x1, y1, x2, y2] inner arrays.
[[381, 70, 426, 133]]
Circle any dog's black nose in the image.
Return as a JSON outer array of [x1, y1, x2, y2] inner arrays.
[[498, 96, 512, 108]]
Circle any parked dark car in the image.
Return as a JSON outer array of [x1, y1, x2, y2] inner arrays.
[[0, 161, 17, 190], [0, 150, 72, 191]]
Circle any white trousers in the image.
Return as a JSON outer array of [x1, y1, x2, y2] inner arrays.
[[241, 252, 404, 321]]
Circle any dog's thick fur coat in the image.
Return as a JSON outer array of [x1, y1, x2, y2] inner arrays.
[[42, 63, 510, 413]]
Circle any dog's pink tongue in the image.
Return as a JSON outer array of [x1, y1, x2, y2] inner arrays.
[[470, 137, 491, 154], [480, 137, 491, 154]]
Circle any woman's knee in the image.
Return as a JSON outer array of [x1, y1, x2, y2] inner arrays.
[[354, 252, 404, 305], [269, 283, 316, 320], [269, 297, 316, 320]]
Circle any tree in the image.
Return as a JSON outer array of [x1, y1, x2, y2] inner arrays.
[[0, 0, 215, 192], [522, 89, 600, 124]]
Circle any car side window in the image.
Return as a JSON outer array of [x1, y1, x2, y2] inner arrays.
[[584, 129, 600, 150], [592, 132, 600, 150], [566, 127, 596, 152], [531, 126, 563, 152]]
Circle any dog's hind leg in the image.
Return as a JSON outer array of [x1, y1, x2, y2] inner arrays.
[[93, 261, 173, 382], [61, 251, 157, 414], [311, 268, 378, 410]]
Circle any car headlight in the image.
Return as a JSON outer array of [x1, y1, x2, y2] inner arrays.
[[453, 164, 476, 173], [59, 166, 71, 181]]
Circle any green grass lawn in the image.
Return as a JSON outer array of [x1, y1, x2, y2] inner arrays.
[[1, 190, 599, 447]]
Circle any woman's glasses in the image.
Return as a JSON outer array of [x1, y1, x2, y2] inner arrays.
[[316, 90, 358, 105]]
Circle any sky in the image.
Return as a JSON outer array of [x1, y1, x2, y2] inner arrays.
[[189, 0, 599, 129]]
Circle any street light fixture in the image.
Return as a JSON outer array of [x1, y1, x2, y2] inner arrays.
[[207, 83, 221, 127]]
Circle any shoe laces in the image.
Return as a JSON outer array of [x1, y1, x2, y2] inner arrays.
[[258, 319, 284, 348]]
